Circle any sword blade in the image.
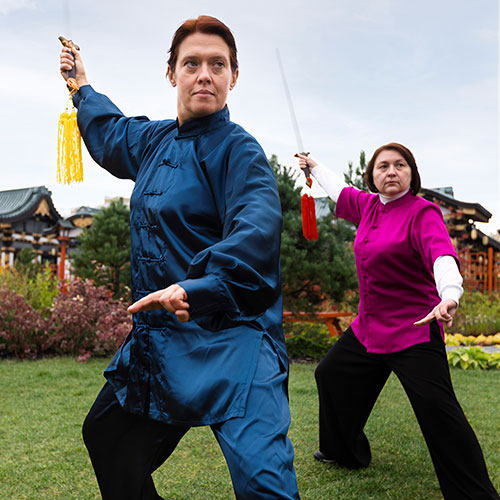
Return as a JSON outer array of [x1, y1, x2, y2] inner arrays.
[[276, 48, 304, 154]]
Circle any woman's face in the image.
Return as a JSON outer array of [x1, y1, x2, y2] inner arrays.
[[167, 32, 238, 125], [372, 149, 412, 196]]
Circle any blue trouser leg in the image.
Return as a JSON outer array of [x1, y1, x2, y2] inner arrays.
[[83, 336, 300, 499], [212, 335, 301, 500]]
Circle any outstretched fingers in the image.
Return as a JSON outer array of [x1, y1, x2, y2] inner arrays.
[[414, 309, 437, 327], [414, 299, 457, 328], [127, 289, 165, 313], [127, 285, 190, 322]]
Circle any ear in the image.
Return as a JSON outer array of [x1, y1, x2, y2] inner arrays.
[[166, 66, 176, 87], [229, 68, 239, 90]]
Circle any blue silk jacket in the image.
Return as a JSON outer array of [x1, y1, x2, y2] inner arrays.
[[73, 86, 287, 426]]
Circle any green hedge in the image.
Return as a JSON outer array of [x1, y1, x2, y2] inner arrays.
[[284, 321, 500, 371], [284, 322, 337, 360]]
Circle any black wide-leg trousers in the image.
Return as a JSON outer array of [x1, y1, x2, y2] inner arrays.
[[315, 323, 499, 500]]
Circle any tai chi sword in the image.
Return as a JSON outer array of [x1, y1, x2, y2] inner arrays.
[[276, 49, 311, 179], [276, 49, 317, 240]]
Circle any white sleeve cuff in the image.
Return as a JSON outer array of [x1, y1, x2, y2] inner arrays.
[[440, 285, 463, 305], [434, 255, 463, 305]]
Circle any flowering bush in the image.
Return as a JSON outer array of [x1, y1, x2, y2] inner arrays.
[[93, 307, 132, 358], [0, 271, 132, 361], [47, 278, 132, 360], [446, 333, 500, 346], [451, 292, 500, 336], [0, 287, 48, 359]]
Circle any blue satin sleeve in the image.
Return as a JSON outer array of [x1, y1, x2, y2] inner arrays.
[[73, 85, 161, 181], [178, 133, 282, 331]]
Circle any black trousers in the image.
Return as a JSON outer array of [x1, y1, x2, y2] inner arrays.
[[315, 323, 499, 500]]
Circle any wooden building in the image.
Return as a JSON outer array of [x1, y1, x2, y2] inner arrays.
[[420, 187, 500, 292], [44, 205, 99, 280], [0, 186, 62, 268], [0, 186, 98, 280]]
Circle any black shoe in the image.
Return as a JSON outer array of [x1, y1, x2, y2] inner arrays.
[[313, 451, 336, 464]]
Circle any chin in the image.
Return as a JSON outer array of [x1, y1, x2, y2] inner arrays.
[[383, 188, 403, 196], [193, 104, 219, 117]]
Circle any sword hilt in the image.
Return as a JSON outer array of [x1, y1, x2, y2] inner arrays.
[[294, 151, 311, 180], [58, 35, 79, 81]]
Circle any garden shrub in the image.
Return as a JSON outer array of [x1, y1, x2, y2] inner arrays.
[[0, 287, 48, 359], [47, 278, 132, 360], [285, 322, 337, 360], [93, 307, 133, 358], [447, 346, 500, 370], [447, 346, 491, 370], [446, 333, 500, 347], [451, 291, 500, 336], [0, 263, 59, 317], [487, 352, 500, 370]]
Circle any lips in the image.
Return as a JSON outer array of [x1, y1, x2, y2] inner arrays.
[[194, 90, 214, 96]]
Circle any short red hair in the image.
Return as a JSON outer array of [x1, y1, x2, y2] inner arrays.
[[168, 15, 238, 73]]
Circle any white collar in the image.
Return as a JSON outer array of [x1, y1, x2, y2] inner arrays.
[[379, 188, 410, 205]]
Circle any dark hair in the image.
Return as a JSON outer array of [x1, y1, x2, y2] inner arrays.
[[167, 15, 238, 73], [364, 142, 421, 195]]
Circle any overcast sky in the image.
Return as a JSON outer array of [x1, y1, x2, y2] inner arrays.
[[0, 0, 498, 234]]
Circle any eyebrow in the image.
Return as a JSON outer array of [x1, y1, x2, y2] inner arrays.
[[377, 159, 406, 165], [180, 52, 229, 62]]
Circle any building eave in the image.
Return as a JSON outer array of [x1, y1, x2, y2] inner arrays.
[[0, 186, 62, 224], [420, 187, 492, 223]]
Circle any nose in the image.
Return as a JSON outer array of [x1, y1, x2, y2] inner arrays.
[[197, 63, 212, 83], [387, 165, 397, 176]]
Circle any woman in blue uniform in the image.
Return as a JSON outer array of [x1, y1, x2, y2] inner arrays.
[[60, 16, 300, 500]]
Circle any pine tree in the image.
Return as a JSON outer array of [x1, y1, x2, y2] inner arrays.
[[270, 155, 358, 311], [344, 150, 369, 191], [71, 199, 131, 300]]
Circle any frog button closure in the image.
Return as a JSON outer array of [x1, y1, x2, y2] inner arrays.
[[159, 158, 178, 168]]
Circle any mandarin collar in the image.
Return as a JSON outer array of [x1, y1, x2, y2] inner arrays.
[[176, 106, 230, 138], [379, 187, 410, 205], [378, 189, 414, 210]]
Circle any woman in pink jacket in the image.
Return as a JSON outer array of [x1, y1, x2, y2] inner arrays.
[[297, 143, 499, 500]]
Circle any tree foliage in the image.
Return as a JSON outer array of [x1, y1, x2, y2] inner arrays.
[[14, 247, 39, 278], [344, 150, 369, 192], [270, 155, 358, 311], [71, 199, 131, 300]]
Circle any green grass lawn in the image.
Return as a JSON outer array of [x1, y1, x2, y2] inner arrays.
[[0, 358, 498, 499]]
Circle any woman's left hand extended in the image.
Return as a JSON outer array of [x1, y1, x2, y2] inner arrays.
[[414, 298, 457, 328], [127, 284, 190, 322]]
